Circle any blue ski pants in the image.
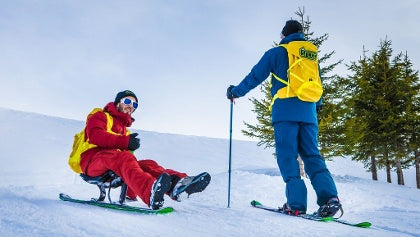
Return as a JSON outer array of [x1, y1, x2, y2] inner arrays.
[[273, 121, 338, 212]]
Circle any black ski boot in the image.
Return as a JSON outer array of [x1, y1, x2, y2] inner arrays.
[[170, 172, 211, 201], [149, 173, 171, 210], [314, 197, 343, 218], [280, 203, 306, 216]]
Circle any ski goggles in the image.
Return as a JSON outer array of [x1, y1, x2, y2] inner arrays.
[[120, 97, 138, 109]]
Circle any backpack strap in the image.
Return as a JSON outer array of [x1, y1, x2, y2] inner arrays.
[[270, 72, 296, 111], [269, 44, 290, 111], [68, 108, 117, 174], [88, 108, 114, 133]]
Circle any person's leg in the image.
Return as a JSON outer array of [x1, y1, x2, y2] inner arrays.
[[136, 159, 189, 197], [138, 159, 187, 178], [274, 121, 307, 212], [169, 172, 211, 201], [298, 122, 338, 206], [84, 149, 158, 206]]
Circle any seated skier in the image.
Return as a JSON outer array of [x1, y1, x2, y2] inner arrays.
[[77, 90, 210, 209]]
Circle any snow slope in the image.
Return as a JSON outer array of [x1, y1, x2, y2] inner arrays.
[[0, 108, 419, 237]]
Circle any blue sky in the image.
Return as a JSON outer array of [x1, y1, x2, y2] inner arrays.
[[1, 0, 419, 140]]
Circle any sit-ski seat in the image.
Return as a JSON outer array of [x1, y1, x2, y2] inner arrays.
[[80, 170, 128, 205]]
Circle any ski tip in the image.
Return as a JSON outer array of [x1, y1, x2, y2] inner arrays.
[[155, 207, 174, 214], [59, 193, 70, 200], [321, 216, 335, 222], [355, 222, 372, 228], [250, 200, 262, 206]]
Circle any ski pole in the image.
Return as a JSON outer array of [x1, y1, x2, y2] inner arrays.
[[227, 99, 233, 208]]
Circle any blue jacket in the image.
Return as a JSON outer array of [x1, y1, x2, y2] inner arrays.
[[232, 32, 321, 124]]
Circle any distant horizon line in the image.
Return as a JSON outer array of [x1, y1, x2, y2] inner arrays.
[[0, 106, 257, 142]]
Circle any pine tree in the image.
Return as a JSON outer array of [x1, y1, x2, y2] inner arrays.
[[242, 80, 274, 149], [371, 40, 418, 185], [344, 49, 381, 180], [344, 39, 419, 186], [399, 52, 420, 188]]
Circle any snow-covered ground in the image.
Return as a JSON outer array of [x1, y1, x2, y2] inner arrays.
[[0, 107, 419, 237]]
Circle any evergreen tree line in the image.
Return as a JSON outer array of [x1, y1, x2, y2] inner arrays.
[[242, 8, 420, 189]]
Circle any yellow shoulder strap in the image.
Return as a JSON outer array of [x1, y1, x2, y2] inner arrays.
[[68, 108, 116, 174], [104, 112, 113, 133], [269, 44, 294, 110], [88, 108, 129, 135], [88, 108, 114, 134]]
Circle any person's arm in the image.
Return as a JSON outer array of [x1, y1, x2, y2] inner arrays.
[[316, 64, 323, 110], [232, 50, 275, 97], [85, 112, 129, 149]]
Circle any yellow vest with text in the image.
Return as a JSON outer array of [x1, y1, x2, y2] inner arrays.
[[270, 41, 323, 110]]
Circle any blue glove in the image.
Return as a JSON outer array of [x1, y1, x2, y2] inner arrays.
[[316, 105, 322, 113], [226, 85, 238, 100]]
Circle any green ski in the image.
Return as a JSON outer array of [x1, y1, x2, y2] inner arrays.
[[59, 193, 173, 214], [251, 200, 371, 228]]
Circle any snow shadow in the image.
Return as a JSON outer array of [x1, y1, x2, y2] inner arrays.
[[332, 175, 364, 183], [240, 168, 281, 177]]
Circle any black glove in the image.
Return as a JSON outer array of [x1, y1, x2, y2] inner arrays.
[[226, 85, 238, 100], [128, 133, 140, 151], [316, 105, 322, 113]]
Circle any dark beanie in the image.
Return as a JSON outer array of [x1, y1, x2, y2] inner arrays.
[[114, 90, 138, 105], [281, 20, 303, 37]]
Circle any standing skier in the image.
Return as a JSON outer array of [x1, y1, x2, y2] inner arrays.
[[226, 20, 342, 217], [75, 90, 210, 209]]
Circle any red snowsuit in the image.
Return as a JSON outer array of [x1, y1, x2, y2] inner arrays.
[[80, 102, 187, 206]]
